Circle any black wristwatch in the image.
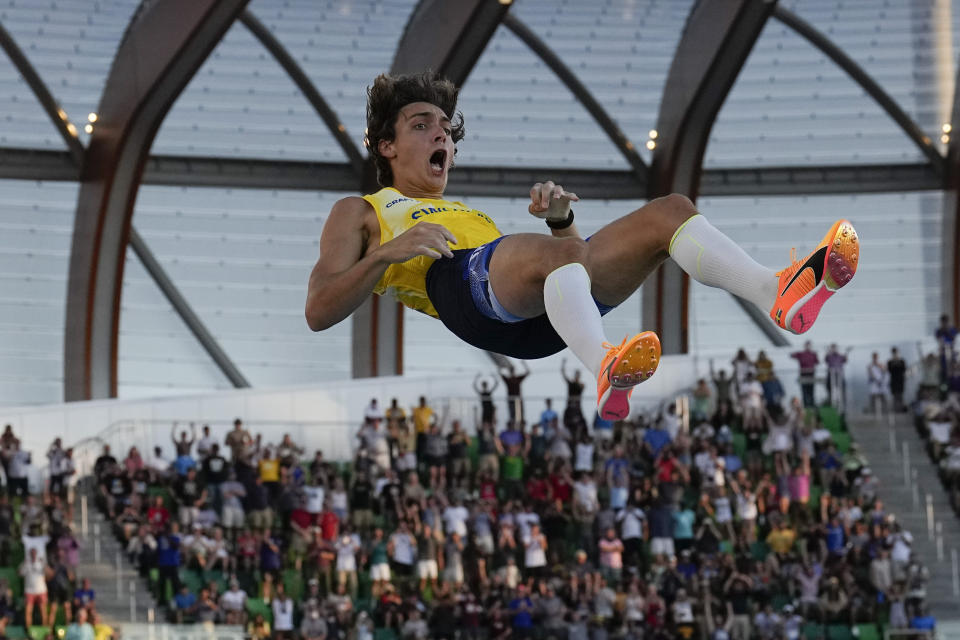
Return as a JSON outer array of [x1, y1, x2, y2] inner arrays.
[[546, 210, 575, 230]]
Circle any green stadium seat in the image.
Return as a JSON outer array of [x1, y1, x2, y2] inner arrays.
[[28, 626, 51, 640], [803, 622, 824, 639], [374, 628, 398, 640], [282, 569, 304, 601], [809, 485, 823, 510], [833, 432, 851, 454], [826, 625, 853, 640], [732, 433, 747, 459], [0, 567, 22, 598], [181, 569, 204, 593], [6, 626, 26, 640], [856, 624, 881, 640], [770, 593, 791, 611], [750, 541, 769, 561], [246, 598, 274, 624], [819, 406, 842, 433]]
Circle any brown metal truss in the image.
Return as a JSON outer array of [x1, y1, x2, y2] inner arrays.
[[1, 6, 252, 398], [646, 0, 781, 354], [1, 148, 943, 197], [63, 0, 252, 401]]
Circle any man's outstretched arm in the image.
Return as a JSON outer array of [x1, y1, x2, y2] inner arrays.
[[305, 197, 456, 331]]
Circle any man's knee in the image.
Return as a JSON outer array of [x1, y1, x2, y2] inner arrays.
[[543, 237, 589, 276], [653, 193, 698, 234]]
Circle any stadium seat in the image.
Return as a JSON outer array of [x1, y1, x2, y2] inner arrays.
[[856, 624, 880, 640], [826, 625, 853, 640], [28, 626, 51, 640], [750, 541, 769, 561], [819, 406, 843, 433], [833, 432, 851, 455], [803, 622, 824, 639], [732, 433, 747, 459], [0, 568, 22, 599], [5, 627, 26, 640], [282, 569, 304, 601], [245, 598, 274, 624], [374, 628, 398, 640]]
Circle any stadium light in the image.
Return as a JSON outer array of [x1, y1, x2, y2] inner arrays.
[[646, 140, 656, 150], [66, 123, 77, 136], [648, 129, 658, 139], [88, 112, 98, 123], [942, 133, 950, 144], [943, 123, 952, 134], [84, 124, 94, 134]]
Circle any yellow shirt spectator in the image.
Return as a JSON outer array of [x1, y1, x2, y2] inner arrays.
[[94, 623, 115, 640], [412, 405, 434, 434], [766, 525, 796, 554], [258, 457, 280, 483]]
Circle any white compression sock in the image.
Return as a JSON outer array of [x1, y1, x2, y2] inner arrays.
[[668, 214, 778, 312], [544, 263, 609, 377]]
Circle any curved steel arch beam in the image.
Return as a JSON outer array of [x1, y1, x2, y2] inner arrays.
[[773, 5, 945, 174], [502, 13, 647, 184], [0, 20, 84, 166], [943, 57, 960, 325], [1, 17, 246, 393], [238, 10, 367, 181], [64, 0, 251, 401], [647, 0, 783, 354]]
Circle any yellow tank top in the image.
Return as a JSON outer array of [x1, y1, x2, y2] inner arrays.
[[364, 187, 502, 317]]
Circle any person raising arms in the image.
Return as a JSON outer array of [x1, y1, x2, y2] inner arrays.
[[305, 72, 859, 420]]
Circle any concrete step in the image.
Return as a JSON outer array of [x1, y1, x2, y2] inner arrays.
[[848, 411, 960, 623], [72, 501, 159, 625]]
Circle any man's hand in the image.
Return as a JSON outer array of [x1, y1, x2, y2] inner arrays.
[[528, 181, 579, 221], [374, 222, 457, 263]]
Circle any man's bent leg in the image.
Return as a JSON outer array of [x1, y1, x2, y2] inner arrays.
[[488, 235, 611, 377], [584, 194, 777, 312]]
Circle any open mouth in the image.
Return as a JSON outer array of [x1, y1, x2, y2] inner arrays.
[[429, 149, 447, 175]]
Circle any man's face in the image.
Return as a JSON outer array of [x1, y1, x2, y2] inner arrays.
[[379, 102, 454, 193]]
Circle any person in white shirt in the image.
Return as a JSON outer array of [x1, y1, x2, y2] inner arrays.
[[387, 522, 416, 576], [441, 499, 470, 538], [617, 502, 647, 568], [219, 580, 247, 625], [196, 425, 216, 461], [739, 372, 764, 430], [271, 583, 295, 637], [147, 446, 171, 482], [523, 523, 548, 577], [574, 433, 594, 473], [21, 547, 49, 629], [7, 441, 31, 497], [514, 505, 540, 540], [364, 399, 384, 424], [219, 471, 246, 534], [304, 477, 326, 516]]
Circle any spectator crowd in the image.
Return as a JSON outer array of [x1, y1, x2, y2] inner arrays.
[[67, 349, 933, 640], [1, 325, 952, 640]]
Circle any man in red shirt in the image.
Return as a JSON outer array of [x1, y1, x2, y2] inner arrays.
[[146, 495, 170, 533]]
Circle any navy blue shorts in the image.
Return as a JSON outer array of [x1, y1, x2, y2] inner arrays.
[[424, 236, 616, 359]]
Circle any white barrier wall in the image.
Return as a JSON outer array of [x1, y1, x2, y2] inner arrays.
[[0, 340, 932, 465], [1, 354, 700, 461]]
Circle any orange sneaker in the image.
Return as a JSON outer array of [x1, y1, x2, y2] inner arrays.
[[770, 219, 859, 334], [596, 332, 661, 421]]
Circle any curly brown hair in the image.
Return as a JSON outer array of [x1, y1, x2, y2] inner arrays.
[[365, 72, 465, 188]]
